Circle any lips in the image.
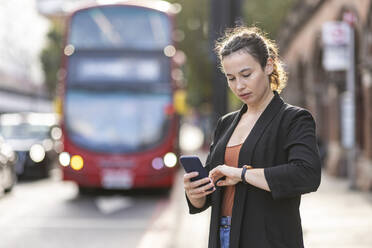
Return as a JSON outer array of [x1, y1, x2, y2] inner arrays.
[[238, 92, 252, 98]]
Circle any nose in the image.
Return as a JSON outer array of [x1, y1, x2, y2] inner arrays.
[[236, 78, 246, 91]]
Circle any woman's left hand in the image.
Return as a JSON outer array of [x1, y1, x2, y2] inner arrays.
[[209, 165, 242, 186]]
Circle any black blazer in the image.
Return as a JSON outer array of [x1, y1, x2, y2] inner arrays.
[[186, 91, 321, 248]]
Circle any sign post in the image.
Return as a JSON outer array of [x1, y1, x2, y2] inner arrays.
[[322, 21, 356, 188]]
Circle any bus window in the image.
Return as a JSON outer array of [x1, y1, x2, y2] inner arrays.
[[66, 55, 170, 84], [69, 6, 171, 50]]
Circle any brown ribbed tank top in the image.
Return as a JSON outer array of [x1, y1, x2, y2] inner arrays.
[[221, 143, 243, 217]]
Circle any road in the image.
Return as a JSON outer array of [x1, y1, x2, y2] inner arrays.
[[3, 156, 372, 248], [0, 169, 170, 248]]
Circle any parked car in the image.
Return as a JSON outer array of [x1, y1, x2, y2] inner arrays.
[[0, 113, 62, 178], [0, 135, 16, 193]]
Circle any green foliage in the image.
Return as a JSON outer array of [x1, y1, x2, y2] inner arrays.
[[167, 0, 212, 110], [243, 0, 297, 39], [40, 20, 63, 97]]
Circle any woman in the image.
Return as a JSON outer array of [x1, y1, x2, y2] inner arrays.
[[183, 26, 321, 248]]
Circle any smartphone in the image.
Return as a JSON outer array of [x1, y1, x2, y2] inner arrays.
[[180, 155, 224, 191], [179, 155, 209, 182], [180, 155, 213, 191]]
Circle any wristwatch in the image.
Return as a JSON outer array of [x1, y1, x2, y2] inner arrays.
[[241, 165, 253, 184]]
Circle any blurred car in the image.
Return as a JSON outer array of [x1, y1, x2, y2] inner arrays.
[[0, 112, 62, 178], [0, 135, 17, 193]]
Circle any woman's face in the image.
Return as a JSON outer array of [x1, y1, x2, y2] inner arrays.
[[221, 50, 273, 106]]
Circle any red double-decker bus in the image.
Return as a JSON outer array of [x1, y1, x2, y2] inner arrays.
[[58, 1, 180, 191]]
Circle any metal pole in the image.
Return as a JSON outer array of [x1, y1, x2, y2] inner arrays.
[[346, 27, 356, 189], [209, 0, 243, 125], [209, 0, 230, 124]]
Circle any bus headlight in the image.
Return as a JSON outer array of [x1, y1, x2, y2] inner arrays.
[[59, 152, 70, 167], [71, 155, 84, 171], [163, 152, 177, 168], [30, 144, 46, 163]]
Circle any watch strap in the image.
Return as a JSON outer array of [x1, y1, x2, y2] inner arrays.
[[241, 165, 253, 184]]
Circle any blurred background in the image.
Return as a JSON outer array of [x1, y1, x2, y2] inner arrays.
[[0, 0, 371, 247]]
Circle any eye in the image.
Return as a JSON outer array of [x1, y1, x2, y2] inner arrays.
[[242, 73, 251, 78], [227, 77, 235, 81]]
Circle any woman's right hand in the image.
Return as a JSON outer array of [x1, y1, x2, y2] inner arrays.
[[184, 172, 216, 208]]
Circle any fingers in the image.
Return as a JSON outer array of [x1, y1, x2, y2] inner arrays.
[[184, 172, 215, 188], [190, 187, 215, 198], [184, 172, 216, 199], [198, 180, 215, 192], [216, 179, 226, 187], [209, 165, 225, 177], [183, 164, 230, 199], [209, 166, 225, 183], [190, 177, 213, 189], [183, 172, 199, 183], [188, 180, 216, 197], [208, 166, 219, 177]]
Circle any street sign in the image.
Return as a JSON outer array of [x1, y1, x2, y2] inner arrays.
[[322, 22, 352, 71]]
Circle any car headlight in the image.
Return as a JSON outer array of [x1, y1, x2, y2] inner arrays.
[[29, 144, 46, 163], [59, 152, 70, 167]]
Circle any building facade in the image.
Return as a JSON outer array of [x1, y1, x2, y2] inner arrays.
[[278, 0, 372, 190]]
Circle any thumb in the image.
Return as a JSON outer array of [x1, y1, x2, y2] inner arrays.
[[217, 180, 226, 186]]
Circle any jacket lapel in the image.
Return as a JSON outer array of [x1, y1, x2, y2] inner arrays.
[[239, 91, 284, 167], [229, 91, 284, 247], [208, 104, 246, 248], [213, 104, 247, 167]]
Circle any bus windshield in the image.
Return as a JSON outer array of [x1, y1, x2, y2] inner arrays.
[[69, 6, 171, 49], [65, 90, 171, 153]]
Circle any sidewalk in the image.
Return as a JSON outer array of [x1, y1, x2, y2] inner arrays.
[[137, 151, 210, 248], [138, 154, 372, 248], [301, 174, 372, 248]]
